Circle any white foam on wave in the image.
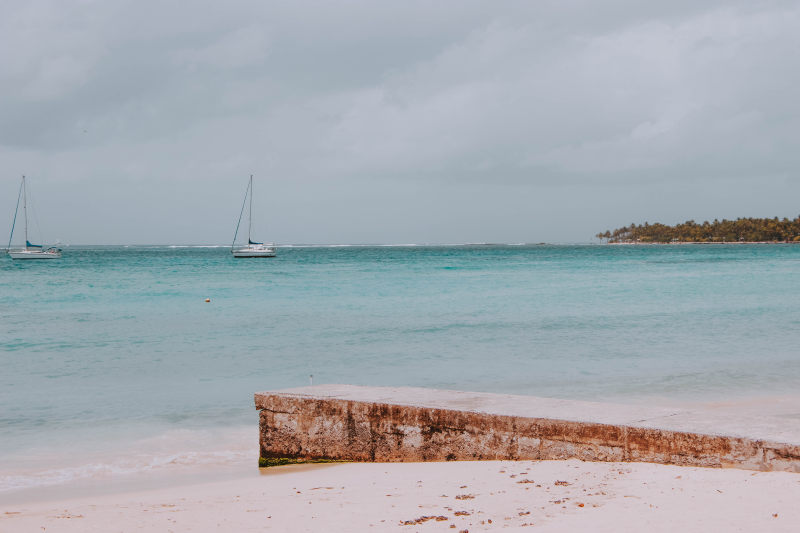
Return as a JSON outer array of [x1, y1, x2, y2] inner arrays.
[[167, 245, 228, 248], [279, 243, 498, 248], [0, 426, 256, 494], [155, 243, 538, 249], [0, 449, 252, 493], [277, 244, 366, 248]]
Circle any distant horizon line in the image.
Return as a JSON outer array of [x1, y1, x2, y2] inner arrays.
[[11, 241, 800, 249], [29, 242, 600, 248]]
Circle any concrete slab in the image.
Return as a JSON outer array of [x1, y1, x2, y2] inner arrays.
[[254, 385, 800, 472]]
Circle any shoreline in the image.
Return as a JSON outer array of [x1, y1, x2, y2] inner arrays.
[[607, 240, 800, 245], [4, 393, 800, 503]]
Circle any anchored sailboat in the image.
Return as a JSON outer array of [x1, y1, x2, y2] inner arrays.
[[6, 176, 61, 260], [231, 175, 276, 258]]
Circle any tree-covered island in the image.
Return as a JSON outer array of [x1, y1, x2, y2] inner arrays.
[[598, 217, 800, 243]]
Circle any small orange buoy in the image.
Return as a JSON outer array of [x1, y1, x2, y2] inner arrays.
[[205, 298, 211, 303]]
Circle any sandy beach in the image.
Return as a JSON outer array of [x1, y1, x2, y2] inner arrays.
[[3, 459, 800, 532]]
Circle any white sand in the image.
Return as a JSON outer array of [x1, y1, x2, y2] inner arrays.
[[3, 459, 800, 532]]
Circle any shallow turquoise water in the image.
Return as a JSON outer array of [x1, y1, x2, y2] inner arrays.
[[2, 244, 800, 492]]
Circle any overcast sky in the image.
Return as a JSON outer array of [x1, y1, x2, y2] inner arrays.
[[2, 0, 799, 244]]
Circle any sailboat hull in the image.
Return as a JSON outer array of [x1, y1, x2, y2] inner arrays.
[[8, 249, 62, 259], [232, 246, 276, 258]]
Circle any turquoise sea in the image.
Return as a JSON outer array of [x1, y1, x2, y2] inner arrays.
[[2, 244, 800, 496]]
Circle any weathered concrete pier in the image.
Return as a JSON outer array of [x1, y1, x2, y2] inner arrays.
[[255, 385, 800, 472]]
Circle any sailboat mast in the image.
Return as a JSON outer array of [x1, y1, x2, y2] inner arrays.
[[22, 176, 28, 249], [248, 174, 253, 243], [6, 177, 24, 251]]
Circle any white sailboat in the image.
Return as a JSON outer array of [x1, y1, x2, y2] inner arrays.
[[231, 175, 276, 258], [6, 175, 62, 260]]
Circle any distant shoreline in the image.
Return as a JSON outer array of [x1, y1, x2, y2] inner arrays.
[[607, 241, 800, 245], [599, 217, 800, 244]]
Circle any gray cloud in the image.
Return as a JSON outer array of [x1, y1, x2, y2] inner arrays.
[[1, 0, 798, 244]]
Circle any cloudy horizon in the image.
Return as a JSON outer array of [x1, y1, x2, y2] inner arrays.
[[2, 0, 799, 245]]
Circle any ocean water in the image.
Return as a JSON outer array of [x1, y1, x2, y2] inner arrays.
[[2, 244, 800, 496]]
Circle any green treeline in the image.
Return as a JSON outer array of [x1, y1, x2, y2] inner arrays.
[[597, 217, 800, 243]]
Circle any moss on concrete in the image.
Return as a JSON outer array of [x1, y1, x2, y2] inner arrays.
[[258, 457, 344, 468]]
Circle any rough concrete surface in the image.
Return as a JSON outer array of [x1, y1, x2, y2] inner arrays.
[[255, 385, 800, 472]]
